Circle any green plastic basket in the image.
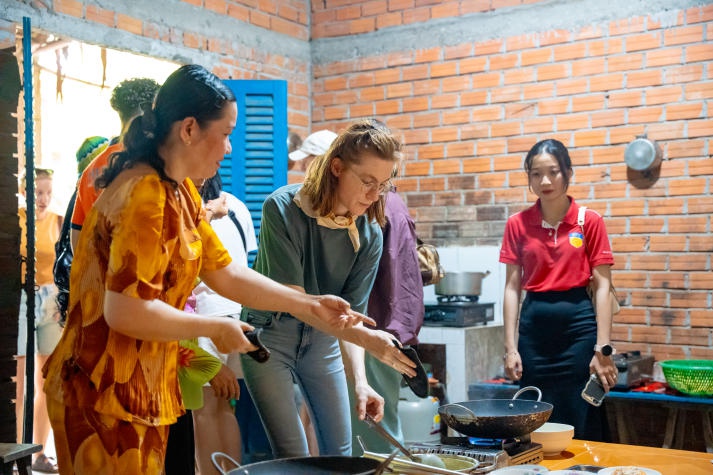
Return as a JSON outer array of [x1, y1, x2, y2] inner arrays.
[[659, 360, 713, 397]]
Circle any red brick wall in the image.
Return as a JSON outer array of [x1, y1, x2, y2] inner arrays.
[[1, 0, 316, 438], [311, 0, 552, 38], [2, 0, 711, 363], [310, 4, 713, 361], [180, 0, 309, 38], [47, 0, 313, 132]]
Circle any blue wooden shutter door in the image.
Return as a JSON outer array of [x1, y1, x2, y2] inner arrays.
[[222, 79, 288, 266]]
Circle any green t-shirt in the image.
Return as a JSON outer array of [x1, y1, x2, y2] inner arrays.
[[250, 183, 383, 316]]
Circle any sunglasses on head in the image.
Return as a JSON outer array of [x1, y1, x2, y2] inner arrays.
[[35, 168, 54, 177]]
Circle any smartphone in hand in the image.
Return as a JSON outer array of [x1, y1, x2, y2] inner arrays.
[[244, 328, 270, 363], [581, 373, 607, 407]]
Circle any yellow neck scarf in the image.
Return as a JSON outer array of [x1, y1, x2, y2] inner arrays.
[[294, 188, 360, 253]]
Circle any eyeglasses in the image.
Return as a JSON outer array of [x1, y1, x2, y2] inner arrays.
[[345, 168, 394, 196]]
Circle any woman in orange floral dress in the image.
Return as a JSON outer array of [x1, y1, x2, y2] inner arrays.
[[42, 64, 370, 475]]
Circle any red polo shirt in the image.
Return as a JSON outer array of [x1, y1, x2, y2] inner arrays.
[[499, 198, 614, 292]]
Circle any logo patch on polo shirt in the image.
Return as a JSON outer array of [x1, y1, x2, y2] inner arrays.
[[569, 232, 584, 248]]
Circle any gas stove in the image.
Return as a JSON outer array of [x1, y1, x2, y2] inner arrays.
[[409, 434, 543, 472], [612, 350, 654, 390], [424, 296, 495, 327]]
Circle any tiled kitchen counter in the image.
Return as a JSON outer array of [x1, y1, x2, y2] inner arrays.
[[418, 324, 504, 404]]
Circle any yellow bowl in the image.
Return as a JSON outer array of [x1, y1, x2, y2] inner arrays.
[[531, 422, 575, 456]]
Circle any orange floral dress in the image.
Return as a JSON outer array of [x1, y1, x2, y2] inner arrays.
[[42, 164, 231, 474]]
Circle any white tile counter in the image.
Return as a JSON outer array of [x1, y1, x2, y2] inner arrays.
[[418, 323, 504, 404]]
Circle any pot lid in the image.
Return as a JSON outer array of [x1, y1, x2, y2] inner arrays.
[[624, 137, 662, 171]]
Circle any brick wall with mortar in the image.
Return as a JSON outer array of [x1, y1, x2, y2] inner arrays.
[[1, 0, 314, 132], [0, 0, 710, 400], [311, 0, 552, 38], [0, 0, 314, 442], [308, 0, 713, 361]]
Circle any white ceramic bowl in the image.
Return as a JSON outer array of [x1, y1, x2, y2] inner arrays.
[[531, 422, 575, 456]]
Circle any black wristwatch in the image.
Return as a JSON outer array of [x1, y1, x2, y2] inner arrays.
[[594, 344, 616, 357]]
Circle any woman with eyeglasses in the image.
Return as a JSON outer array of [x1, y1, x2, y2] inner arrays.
[[240, 119, 416, 458], [41, 65, 377, 475]]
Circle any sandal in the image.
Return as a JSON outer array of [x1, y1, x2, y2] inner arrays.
[[31, 453, 59, 473]]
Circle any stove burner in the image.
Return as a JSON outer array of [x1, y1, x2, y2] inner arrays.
[[466, 437, 503, 449], [409, 436, 543, 471], [437, 294, 480, 303], [442, 434, 532, 451], [423, 301, 495, 327]]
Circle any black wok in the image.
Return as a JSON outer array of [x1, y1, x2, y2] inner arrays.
[[212, 452, 383, 475], [438, 386, 552, 439]]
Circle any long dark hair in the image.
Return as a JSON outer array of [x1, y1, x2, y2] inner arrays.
[[524, 138, 573, 190], [97, 64, 236, 190]]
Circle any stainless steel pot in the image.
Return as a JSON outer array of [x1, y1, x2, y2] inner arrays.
[[434, 271, 490, 296]]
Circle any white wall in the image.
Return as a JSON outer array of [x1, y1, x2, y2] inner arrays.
[[418, 245, 507, 403], [423, 245, 505, 325]]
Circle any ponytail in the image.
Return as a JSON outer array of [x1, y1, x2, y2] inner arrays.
[[96, 110, 177, 190]]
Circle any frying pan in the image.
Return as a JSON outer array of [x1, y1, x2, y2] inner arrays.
[[211, 452, 385, 475], [438, 386, 552, 439]]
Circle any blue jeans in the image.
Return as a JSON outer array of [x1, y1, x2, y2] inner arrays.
[[240, 310, 351, 458], [235, 379, 273, 463]]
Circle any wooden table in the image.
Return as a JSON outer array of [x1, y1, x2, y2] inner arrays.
[[469, 381, 713, 452], [606, 390, 713, 452], [0, 443, 42, 475], [540, 439, 713, 474]]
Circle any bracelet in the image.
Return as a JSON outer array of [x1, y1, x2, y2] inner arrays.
[[503, 351, 519, 361]]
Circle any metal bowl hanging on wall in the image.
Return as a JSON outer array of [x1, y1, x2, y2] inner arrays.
[[624, 136, 663, 171]]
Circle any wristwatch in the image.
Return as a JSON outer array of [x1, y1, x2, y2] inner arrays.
[[594, 344, 616, 356]]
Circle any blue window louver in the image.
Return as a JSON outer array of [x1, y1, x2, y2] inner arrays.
[[222, 79, 288, 267]]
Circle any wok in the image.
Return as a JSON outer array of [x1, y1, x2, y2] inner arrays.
[[211, 452, 384, 475], [438, 386, 552, 439]]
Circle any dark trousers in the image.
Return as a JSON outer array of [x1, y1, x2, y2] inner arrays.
[[519, 287, 609, 442], [164, 410, 195, 475]]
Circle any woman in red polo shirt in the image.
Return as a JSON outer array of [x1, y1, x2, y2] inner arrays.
[[500, 138, 618, 441]]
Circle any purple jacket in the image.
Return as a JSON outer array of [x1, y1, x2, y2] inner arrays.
[[367, 190, 424, 345]]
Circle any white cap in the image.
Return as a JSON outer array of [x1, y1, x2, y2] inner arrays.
[[289, 130, 338, 161]]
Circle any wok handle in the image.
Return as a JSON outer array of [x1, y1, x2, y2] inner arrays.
[[441, 402, 477, 419], [211, 451, 241, 475], [512, 385, 542, 402]]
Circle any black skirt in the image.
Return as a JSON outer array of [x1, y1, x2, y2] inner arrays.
[[518, 286, 607, 441]]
